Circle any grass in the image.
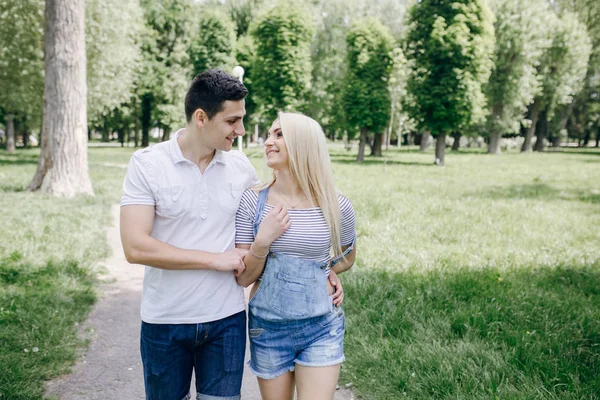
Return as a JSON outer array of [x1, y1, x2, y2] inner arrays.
[[1, 144, 599, 399], [319, 146, 600, 399], [0, 147, 132, 400]]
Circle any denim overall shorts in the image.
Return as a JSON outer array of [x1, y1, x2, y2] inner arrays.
[[247, 187, 354, 379]]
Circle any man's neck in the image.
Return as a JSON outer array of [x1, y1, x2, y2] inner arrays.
[[178, 126, 215, 172]]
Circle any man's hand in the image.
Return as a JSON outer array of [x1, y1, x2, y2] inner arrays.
[[329, 270, 344, 306], [212, 248, 248, 275]]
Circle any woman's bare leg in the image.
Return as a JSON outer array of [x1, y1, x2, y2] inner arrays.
[[295, 364, 340, 400], [257, 371, 295, 400]]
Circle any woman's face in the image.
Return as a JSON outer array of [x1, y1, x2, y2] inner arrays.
[[265, 119, 288, 170]]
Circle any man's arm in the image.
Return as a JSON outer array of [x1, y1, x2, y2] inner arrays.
[[120, 205, 247, 272]]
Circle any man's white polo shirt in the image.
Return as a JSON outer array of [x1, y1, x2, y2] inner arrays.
[[121, 129, 259, 324]]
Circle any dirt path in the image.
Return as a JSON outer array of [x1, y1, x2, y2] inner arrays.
[[46, 205, 355, 399]]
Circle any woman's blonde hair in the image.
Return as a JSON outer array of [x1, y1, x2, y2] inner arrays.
[[270, 112, 343, 258]]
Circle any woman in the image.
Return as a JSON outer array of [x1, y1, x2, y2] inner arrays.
[[235, 112, 357, 400]]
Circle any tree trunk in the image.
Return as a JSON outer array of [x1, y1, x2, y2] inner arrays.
[[522, 101, 540, 152], [161, 127, 171, 142], [29, 120, 51, 191], [5, 113, 16, 153], [583, 129, 591, 147], [134, 96, 140, 147], [488, 131, 502, 154], [23, 127, 29, 148], [101, 125, 109, 142], [371, 133, 383, 156], [595, 127, 600, 147], [141, 93, 151, 147], [420, 130, 431, 151], [356, 127, 368, 163], [451, 132, 461, 151], [29, 0, 93, 197], [435, 132, 446, 166], [534, 109, 548, 152]]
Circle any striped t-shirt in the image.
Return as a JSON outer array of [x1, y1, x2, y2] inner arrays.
[[235, 189, 356, 275]]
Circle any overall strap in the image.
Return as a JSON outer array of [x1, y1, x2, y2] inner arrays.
[[253, 187, 270, 237], [330, 237, 356, 267]]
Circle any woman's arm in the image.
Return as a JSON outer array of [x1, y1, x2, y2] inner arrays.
[[235, 204, 290, 287], [331, 244, 357, 274]]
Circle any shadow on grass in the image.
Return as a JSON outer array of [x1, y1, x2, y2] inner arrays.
[[342, 264, 600, 400], [470, 183, 600, 204], [0, 152, 39, 166], [330, 155, 434, 167]]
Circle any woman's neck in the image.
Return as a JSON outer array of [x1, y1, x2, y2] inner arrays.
[[271, 169, 303, 197]]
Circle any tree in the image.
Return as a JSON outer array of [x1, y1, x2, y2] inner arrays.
[[556, 0, 600, 146], [485, 0, 553, 154], [251, 1, 313, 123], [188, 8, 236, 77], [343, 18, 394, 162], [0, 0, 44, 153], [137, 0, 193, 147], [29, 0, 94, 196], [522, 11, 592, 152], [86, 0, 143, 133], [405, 0, 495, 165]]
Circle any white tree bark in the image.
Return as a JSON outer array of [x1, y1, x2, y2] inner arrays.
[[30, 0, 93, 197]]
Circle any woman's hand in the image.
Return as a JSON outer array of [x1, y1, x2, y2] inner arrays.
[[255, 204, 291, 247], [329, 270, 344, 306]]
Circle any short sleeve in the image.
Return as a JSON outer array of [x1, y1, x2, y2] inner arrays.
[[235, 190, 258, 244], [120, 153, 156, 207], [339, 194, 356, 247], [243, 157, 260, 189]]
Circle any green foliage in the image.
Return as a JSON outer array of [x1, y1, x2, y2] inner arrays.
[[251, 0, 314, 123], [137, 0, 194, 132], [343, 18, 394, 137], [188, 7, 236, 76], [485, 0, 553, 135], [86, 0, 144, 128], [535, 10, 592, 120], [389, 47, 415, 139], [234, 34, 258, 124], [0, 0, 44, 130], [406, 0, 495, 135]]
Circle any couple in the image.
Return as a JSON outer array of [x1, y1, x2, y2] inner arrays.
[[120, 69, 357, 400]]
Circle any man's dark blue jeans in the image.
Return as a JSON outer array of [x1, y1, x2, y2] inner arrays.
[[140, 311, 246, 400]]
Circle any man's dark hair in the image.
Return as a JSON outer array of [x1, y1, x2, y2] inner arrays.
[[184, 69, 248, 122]]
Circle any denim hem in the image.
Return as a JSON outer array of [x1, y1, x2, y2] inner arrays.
[[248, 361, 295, 380], [197, 393, 240, 400], [294, 355, 345, 368]]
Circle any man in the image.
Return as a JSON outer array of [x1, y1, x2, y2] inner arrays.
[[120, 69, 258, 400]]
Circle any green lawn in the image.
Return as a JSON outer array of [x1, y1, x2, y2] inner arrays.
[[1, 145, 599, 399]]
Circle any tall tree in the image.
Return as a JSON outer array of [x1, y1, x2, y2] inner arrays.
[[29, 0, 94, 196], [251, 0, 313, 123], [343, 18, 394, 162], [137, 0, 193, 147], [522, 11, 592, 152], [86, 0, 143, 132], [485, 0, 553, 154], [0, 0, 44, 153], [188, 8, 236, 77], [405, 0, 495, 165]]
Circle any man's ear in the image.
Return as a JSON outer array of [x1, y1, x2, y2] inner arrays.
[[192, 108, 208, 129]]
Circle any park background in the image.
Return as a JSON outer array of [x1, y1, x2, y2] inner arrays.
[[1, 0, 599, 399]]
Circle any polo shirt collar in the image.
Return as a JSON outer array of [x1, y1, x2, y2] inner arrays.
[[170, 128, 227, 165]]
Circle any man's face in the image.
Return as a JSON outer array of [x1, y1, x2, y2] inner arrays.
[[202, 100, 246, 151]]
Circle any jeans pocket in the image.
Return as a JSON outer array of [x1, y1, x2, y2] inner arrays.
[[223, 330, 244, 372]]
